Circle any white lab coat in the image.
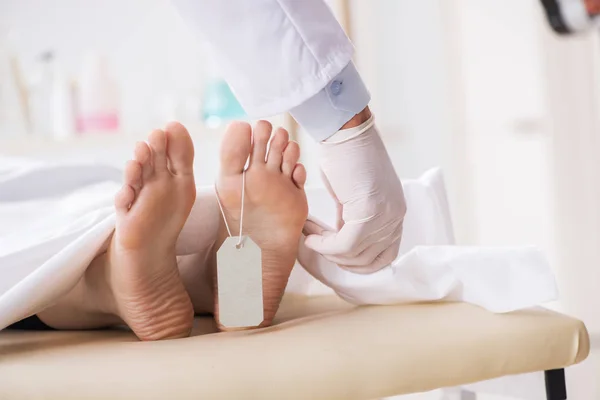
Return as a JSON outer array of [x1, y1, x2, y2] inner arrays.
[[170, 0, 370, 140]]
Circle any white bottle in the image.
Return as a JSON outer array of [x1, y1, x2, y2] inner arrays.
[[0, 32, 29, 137], [51, 66, 76, 140], [76, 53, 120, 134], [28, 51, 55, 137]]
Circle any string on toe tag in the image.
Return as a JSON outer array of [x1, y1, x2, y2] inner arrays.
[[215, 169, 264, 328], [216, 170, 246, 248]]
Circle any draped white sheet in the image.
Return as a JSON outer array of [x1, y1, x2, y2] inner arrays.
[[0, 157, 557, 331]]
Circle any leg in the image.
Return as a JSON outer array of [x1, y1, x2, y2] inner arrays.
[[213, 121, 308, 329], [174, 188, 228, 315], [545, 369, 567, 400], [38, 122, 197, 341]]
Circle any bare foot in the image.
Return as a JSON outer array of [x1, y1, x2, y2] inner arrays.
[[107, 122, 196, 340], [214, 121, 308, 329]]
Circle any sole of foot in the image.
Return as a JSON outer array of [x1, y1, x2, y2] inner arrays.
[[108, 122, 196, 341], [214, 120, 308, 330]]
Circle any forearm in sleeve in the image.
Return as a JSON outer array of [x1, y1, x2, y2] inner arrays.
[[170, 0, 370, 140]]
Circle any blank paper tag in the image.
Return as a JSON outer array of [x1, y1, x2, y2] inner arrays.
[[216, 236, 264, 328]]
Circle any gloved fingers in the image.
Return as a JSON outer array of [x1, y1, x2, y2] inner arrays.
[[318, 228, 402, 269], [303, 215, 334, 236], [304, 222, 363, 256], [304, 215, 399, 256], [297, 235, 339, 287], [297, 235, 325, 270], [303, 220, 326, 236], [343, 217, 403, 257], [303, 230, 400, 273], [337, 236, 401, 272], [319, 246, 384, 269], [319, 169, 344, 230]]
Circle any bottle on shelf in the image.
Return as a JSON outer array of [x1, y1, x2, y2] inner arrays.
[[28, 51, 56, 137], [76, 52, 120, 134], [201, 51, 245, 129], [0, 29, 30, 137]]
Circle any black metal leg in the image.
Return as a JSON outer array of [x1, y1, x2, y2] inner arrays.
[[545, 369, 567, 400]]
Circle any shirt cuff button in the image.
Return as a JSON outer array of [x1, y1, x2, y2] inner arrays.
[[330, 80, 343, 95]]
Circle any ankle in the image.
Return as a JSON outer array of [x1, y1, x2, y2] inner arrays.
[[260, 247, 297, 323], [82, 252, 118, 316], [37, 269, 123, 330]]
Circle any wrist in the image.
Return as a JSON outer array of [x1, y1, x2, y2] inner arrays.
[[340, 106, 371, 130], [289, 61, 371, 141]]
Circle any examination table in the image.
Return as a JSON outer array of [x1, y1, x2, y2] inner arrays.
[[0, 294, 589, 399]]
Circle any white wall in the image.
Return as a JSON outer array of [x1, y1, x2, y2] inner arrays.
[[543, 30, 600, 333], [457, 0, 555, 253], [352, 0, 455, 179], [350, 0, 472, 245]]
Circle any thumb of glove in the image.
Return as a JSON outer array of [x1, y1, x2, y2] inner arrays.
[[303, 215, 334, 236]]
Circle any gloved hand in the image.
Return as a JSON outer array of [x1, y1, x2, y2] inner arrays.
[[303, 116, 406, 273]]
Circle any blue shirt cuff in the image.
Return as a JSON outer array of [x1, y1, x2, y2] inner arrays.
[[289, 61, 371, 141]]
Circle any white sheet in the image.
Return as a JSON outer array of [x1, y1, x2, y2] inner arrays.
[[0, 157, 558, 330], [298, 169, 557, 312]]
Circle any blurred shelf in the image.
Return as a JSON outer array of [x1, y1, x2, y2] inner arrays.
[[0, 115, 292, 158], [0, 127, 225, 186], [0, 124, 225, 157], [0, 115, 290, 187]]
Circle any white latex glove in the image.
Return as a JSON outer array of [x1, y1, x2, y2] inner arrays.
[[304, 116, 406, 273]]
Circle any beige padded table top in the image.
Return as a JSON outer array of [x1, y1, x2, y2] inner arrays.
[[0, 295, 590, 400]]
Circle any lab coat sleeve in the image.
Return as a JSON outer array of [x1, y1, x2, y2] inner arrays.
[[170, 0, 370, 140]]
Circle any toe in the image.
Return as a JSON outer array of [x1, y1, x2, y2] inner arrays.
[[251, 120, 272, 166], [220, 121, 252, 175], [282, 141, 300, 177], [114, 185, 135, 214], [148, 129, 168, 173], [124, 160, 143, 198], [266, 127, 288, 171], [134, 142, 152, 180], [165, 122, 194, 176], [292, 163, 307, 189], [134, 141, 151, 164]]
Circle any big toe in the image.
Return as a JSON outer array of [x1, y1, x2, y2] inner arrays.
[[220, 121, 252, 176], [165, 122, 194, 175], [251, 120, 272, 166]]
